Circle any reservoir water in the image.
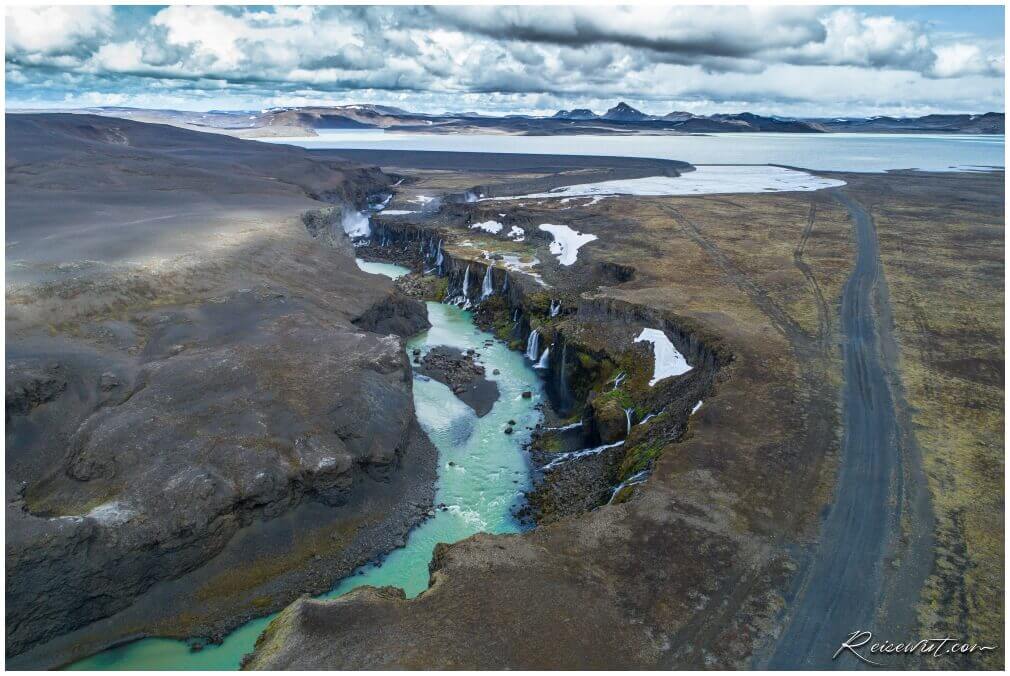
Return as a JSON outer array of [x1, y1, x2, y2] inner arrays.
[[262, 130, 1004, 173], [69, 261, 543, 669]]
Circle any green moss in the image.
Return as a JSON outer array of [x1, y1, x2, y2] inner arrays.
[[595, 387, 633, 410], [524, 291, 553, 315], [432, 276, 449, 301], [251, 595, 273, 609], [618, 440, 666, 479], [532, 433, 564, 453]]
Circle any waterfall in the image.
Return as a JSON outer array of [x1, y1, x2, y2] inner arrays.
[[546, 420, 583, 432], [558, 341, 568, 392], [525, 329, 540, 361], [624, 407, 634, 436], [512, 308, 520, 323], [550, 300, 561, 317], [502, 273, 509, 293], [435, 240, 444, 268], [481, 265, 494, 300], [534, 347, 550, 369], [607, 470, 651, 504], [612, 372, 626, 390], [461, 264, 471, 298], [542, 439, 624, 471], [341, 209, 371, 240]]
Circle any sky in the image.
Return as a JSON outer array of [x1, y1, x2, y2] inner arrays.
[[5, 4, 1005, 117]]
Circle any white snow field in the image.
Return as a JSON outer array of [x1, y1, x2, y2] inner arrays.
[[492, 165, 846, 201], [538, 224, 598, 266], [634, 328, 693, 386]]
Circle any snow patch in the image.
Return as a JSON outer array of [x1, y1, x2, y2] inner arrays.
[[470, 220, 504, 234], [538, 224, 598, 266], [494, 166, 846, 200], [635, 328, 692, 386]]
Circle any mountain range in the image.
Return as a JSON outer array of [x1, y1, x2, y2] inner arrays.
[[14, 102, 1004, 137]]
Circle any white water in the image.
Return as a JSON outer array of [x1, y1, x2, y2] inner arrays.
[[691, 400, 703, 415], [550, 300, 561, 317], [635, 328, 692, 386], [608, 470, 651, 504], [461, 264, 471, 299], [624, 407, 634, 436], [534, 347, 550, 370], [341, 210, 371, 239], [481, 264, 494, 300], [525, 329, 540, 361], [542, 440, 625, 471], [546, 421, 583, 432]]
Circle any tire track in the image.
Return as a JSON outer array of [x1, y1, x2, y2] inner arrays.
[[767, 190, 903, 668], [793, 200, 833, 356]]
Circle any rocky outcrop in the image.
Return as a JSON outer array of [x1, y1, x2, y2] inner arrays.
[[415, 346, 499, 417], [353, 293, 430, 338], [589, 393, 628, 443], [5, 362, 67, 422], [5, 114, 437, 667]]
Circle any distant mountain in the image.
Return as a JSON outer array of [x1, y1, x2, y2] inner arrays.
[[553, 109, 598, 120], [673, 117, 752, 133], [52, 102, 1003, 137], [661, 111, 694, 122], [602, 102, 650, 122], [814, 112, 1003, 134], [711, 112, 823, 133]]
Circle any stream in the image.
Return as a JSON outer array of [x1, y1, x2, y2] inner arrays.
[[68, 259, 543, 670]]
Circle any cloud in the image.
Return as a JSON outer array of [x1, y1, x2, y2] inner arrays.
[[6, 6, 114, 59], [429, 6, 826, 58], [4, 5, 1004, 115], [931, 43, 1005, 78]]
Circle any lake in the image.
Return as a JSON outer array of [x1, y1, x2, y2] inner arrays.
[[261, 130, 1004, 173]]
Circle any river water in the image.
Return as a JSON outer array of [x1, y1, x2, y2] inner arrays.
[[262, 129, 1004, 173], [69, 260, 543, 669]]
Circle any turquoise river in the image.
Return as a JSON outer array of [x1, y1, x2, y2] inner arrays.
[[69, 259, 544, 669]]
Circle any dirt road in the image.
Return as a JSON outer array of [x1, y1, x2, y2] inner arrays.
[[768, 190, 903, 668]]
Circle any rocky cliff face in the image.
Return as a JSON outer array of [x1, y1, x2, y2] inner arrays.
[[5, 115, 436, 666]]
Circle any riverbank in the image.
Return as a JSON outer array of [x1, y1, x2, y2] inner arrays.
[[247, 150, 1002, 669], [57, 261, 546, 669], [5, 115, 439, 669]]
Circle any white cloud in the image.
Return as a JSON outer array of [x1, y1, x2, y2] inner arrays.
[[932, 43, 1005, 78], [6, 6, 113, 57], [4, 5, 1004, 115]]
